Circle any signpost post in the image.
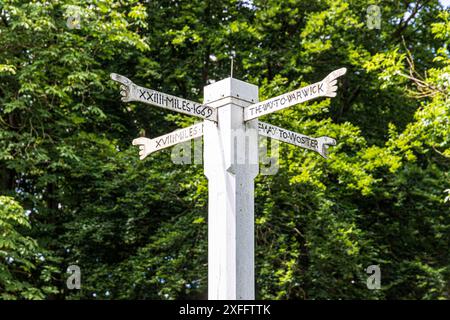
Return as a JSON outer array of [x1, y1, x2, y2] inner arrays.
[[203, 78, 259, 300], [111, 67, 346, 300]]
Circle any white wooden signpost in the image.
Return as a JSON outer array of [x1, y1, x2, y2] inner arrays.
[[111, 67, 346, 300]]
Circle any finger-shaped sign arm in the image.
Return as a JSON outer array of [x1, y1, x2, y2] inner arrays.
[[132, 137, 154, 160], [316, 136, 337, 159], [110, 73, 136, 102], [322, 68, 347, 98]]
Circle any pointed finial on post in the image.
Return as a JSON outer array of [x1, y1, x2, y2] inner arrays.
[[231, 56, 234, 78], [230, 50, 236, 78]]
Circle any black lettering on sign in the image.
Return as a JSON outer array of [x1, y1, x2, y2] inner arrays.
[[318, 83, 324, 93], [132, 85, 216, 120], [271, 127, 278, 135], [166, 97, 174, 108], [300, 137, 308, 145], [259, 122, 268, 134], [163, 135, 170, 146], [194, 104, 213, 118], [139, 89, 153, 101], [174, 131, 182, 143], [287, 93, 296, 103], [302, 87, 309, 97]]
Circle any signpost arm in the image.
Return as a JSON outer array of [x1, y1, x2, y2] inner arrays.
[[132, 122, 204, 160], [110, 73, 217, 121], [244, 68, 347, 120], [203, 78, 259, 300], [258, 121, 337, 158]]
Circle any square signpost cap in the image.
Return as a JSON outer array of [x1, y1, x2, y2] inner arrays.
[[204, 77, 259, 105]]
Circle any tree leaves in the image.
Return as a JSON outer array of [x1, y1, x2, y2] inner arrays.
[[0, 0, 449, 300]]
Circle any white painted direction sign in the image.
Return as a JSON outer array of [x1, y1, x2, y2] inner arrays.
[[244, 68, 347, 120], [132, 122, 203, 160], [111, 73, 217, 121], [258, 121, 336, 158], [111, 67, 347, 300]]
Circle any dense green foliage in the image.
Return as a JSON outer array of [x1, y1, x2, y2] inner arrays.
[[0, 0, 448, 299], [0, 196, 58, 299]]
